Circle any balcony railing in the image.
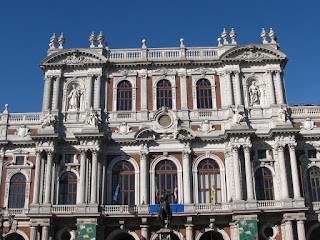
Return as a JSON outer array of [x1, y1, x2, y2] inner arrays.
[[257, 200, 283, 208], [289, 106, 320, 117], [52, 205, 76, 214], [7, 208, 27, 216]]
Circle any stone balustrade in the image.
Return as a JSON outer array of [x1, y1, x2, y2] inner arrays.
[[289, 106, 320, 117]]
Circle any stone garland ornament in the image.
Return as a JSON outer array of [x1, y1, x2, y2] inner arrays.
[[115, 122, 132, 135], [15, 124, 30, 137], [301, 118, 316, 130], [198, 120, 215, 133]]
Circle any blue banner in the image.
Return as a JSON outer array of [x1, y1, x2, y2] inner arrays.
[[149, 204, 184, 213]]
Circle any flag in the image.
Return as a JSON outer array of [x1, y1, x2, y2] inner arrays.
[[210, 177, 216, 202], [174, 176, 178, 202], [113, 179, 120, 202], [155, 176, 159, 204]]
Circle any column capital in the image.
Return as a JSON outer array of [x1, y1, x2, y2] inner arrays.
[[275, 144, 285, 151], [243, 145, 252, 152], [288, 143, 297, 151], [231, 145, 240, 152]]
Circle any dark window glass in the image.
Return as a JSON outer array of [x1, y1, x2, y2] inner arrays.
[[59, 172, 77, 204], [258, 150, 267, 159], [197, 159, 221, 204], [8, 173, 26, 208], [15, 156, 25, 165], [112, 161, 135, 205], [308, 167, 320, 202], [117, 80, 132, 111], [196, 79, 212, 109], [157, 80, 172, 109], [155, 160, 177, 203], [255, 167, 274, 200], [308, 149, 317, 158], [65, 154, 74, 164]]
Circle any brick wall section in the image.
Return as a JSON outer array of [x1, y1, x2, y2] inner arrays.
[[136, 76, 141, 111], [176, 75, 181, 110], [107, 78, 113, 111], [215, 75, 222, 109], [147, 77, 153, 110], [187, 76, 193, 109]]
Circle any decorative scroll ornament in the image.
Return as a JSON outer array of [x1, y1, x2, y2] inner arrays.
[[115, 122, 132, 135], [301, 118, 316, 130], [198, 120, 214, 133], [15, 124, 30, 137]]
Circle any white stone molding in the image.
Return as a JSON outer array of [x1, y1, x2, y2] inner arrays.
[[138, 70, 148, 112], [106, 155, 140, 205], [10, 230, 30, 240], [150, 155, 182, 204], [195, 228, 230, 240], [112, 76, 137, 112], [152, 75, 176, 111], [192, 153, 227, 204], [106, 228, 140, 240], [192, 75, 216, 110], [178, 70, 188, 110], [4, 169, 31, 210]]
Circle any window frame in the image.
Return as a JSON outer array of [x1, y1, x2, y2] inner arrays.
[[255, 167, 274, 200], [58, 172, 77, 205], [196, 79, 213, 109], [8, 173, 27, 209]]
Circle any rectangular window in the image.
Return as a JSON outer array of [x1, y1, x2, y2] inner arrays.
[[16, 156, 25, 165], [308, 149, 317, 158], [258, 150, 267, 159], [65, 154, 74, 164]]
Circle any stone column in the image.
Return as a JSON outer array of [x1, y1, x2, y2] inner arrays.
[[244, 146, 254, 201], [140, 225, 149, 240], [232, 146, 242, 201], [140, 152, 149, 204], [42, 226, 50, 240], [267, 71, 276, 105], [30, 226, 37, 240], [230, 222, 239, 240], [277, 145, 289, 199], [90, 150, 98, 204], [42, 76, 53, 111], [0, 155, 4, 197], [32, 150, 41, 204], [289, 144, 302, 199], [53, 76, 61, 110], [275, 71, 284, 104], [78, 150, 86, 204], [44, 151, 53, 204], [87, 74, 94, 108], [139, 72, 148, 112], [94, 75, 102, 109], [226, 71, 234, 106], [179, 72, 188, 110], [234, 71, 242, 105], [284, 221, 294, 240], [185, 224, 194, 240], [297, 220, 306, 240], [182, 150, 192, 204]]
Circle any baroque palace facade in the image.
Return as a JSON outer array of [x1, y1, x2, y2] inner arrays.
[[1, 28, 320, 240]]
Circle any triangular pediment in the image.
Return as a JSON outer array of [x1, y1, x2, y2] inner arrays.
[[220, 45, 287, 62], [41, 49, 108, 66]]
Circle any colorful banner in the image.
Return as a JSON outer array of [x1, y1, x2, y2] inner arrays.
[[238, 220, 258, 240], [77, 223, 96, 240]]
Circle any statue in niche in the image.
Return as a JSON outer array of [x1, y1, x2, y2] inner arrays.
[[277, 106, 287, 122], [85, 107, 100, 127], [249, 81, 260, 106], [41, 110, 57, 128], [67, 84, 81, 110], [232, 106, 245, 124]]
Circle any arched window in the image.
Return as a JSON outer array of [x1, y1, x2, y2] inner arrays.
[[308, 167, 320, 202], [155, 160, 177, 203], [157, 80, 172, 109], [197, 159, 221, 204], [8, 173, 26, 208], [255, 167, 274, 200], [112, 161, 135, 205], [59, 172, 77, 205], [196, 79, 212, 109], [117, 80, 132, 111]]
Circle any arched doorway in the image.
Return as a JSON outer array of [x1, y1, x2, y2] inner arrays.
[[199, 231, 224, 240], [61, 231, 71, 240], [310, 226, 320, 240], [112, 232, 135, 240], [6, 233, 25, 240]]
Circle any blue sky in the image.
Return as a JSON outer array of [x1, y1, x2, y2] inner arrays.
[[0, 0, 318, 112]]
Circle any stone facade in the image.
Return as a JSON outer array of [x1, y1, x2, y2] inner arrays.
[[0, 29, 319, 240]]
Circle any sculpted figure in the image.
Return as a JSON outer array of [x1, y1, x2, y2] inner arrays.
[[277, 106, 287, 122], [233, 106, 245, 124], [249, 81, 260, 106], [41, 110, 57, 128], [85, 107, 99, 127], [68, 84, 81, 110], [158, 190, 173, 228]]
